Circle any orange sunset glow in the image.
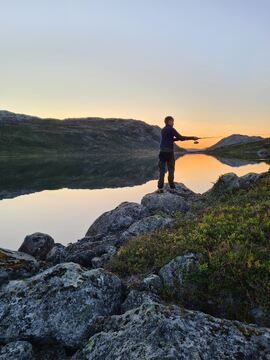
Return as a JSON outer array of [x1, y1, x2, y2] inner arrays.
[[1, 1, 269, 141]]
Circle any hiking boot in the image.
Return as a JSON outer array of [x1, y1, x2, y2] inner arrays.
[[168, 188, 176, 194], [155, 189, 164, 194]]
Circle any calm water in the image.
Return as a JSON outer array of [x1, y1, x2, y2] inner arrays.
[[0, 154, 269, 250]]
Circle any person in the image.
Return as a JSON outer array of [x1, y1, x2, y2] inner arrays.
[[157, 116, 199, 193]]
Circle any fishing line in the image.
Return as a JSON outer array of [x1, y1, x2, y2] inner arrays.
[[197, 133, 270, 140], [193, 133, 270, 144]]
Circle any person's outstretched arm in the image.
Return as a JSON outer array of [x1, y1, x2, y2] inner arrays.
[[172, 128, 199, 141]]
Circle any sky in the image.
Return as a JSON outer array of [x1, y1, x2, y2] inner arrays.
[[1, 0, 269, 146]]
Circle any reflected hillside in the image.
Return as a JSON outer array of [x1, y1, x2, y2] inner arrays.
[[0, 155, 160, 200], [173, 153, 269, 193], [0, 153, 269, 249], [212, 156, 262, 167], [0, 153, 268, 201]]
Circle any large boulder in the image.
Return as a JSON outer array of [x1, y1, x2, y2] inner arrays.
[[121, 290, 160, 313], [0, 263, 123, 349], [141, 192, 189, 214], [65, 242, 117, 268], [120, 215, 173, 241], [60, 202, 150, 269], [86, 202, 149, 237], [250, 307, 270, 328], [45, 243, 67, 265], [60, 235, 118, 268], [158, 252, 201, 293], [30, 343, 68, 360], [238, 172, 261, 188], [140, 274, 163, 294], [72, 303, 270, 359], [0, 248, 39, 285], [164, 182, 199, 198], [0, 341, 34, 360], [57, 213, 172, 269], [0, 341, 68, 360], [18, 232, 55, 260], [204, 172, 263, 199], [205, 173, 240, 197]]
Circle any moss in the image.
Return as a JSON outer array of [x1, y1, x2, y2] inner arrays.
[[235, 324, 261, 337], [106, 172, 270, 323], [0, 250, 31, 270], [0, 251, 9, 261]]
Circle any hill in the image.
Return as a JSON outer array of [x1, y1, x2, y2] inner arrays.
[[0, 110, 185, 157], [206, 137, 270, 160], [209, 134, 264, 150]]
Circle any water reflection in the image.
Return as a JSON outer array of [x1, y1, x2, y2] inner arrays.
[[0, 154, 269, 249], [0, 155, 159, 200], [214, 157, 259, 167], [0, 154, 269, 200]]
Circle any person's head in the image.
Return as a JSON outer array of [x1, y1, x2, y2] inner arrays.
[[164, 116, 174, 126]]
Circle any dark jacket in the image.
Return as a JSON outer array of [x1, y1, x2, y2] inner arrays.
[[160, 124, 192, 151]]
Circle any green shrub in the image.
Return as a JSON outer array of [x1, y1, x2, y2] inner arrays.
[[107, 172, 270, 322]]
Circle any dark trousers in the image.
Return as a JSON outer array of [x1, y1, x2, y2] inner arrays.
[[157, 151, 175, 189]]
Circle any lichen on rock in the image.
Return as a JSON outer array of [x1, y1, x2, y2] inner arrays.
[[0, 263, 123, 349]]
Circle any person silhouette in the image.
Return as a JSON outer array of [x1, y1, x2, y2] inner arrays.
[[157, 116, 199, 193]]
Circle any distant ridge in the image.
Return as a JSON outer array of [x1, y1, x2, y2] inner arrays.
[[208, 134, 264, 150], [206, 136, 270, 161], [0, 110, 40, 121], [0, 110, 185, 157]]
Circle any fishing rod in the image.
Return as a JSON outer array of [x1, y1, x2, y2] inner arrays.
[[193, 133, 270, 144]]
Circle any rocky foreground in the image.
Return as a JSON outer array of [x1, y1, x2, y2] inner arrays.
[[1, 170, 270, 359]]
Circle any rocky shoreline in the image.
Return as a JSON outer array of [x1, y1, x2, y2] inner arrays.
[[1, 170, 270, 359]]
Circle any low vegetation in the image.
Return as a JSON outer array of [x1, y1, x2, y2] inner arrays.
[[0, 111, 165, 157], [107, 171, 270, 322], [207, 138, 270, 162]]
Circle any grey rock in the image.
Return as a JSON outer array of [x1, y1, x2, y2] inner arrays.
[[121, 215, 173, 241], [65, 241, 117, 268], [73, 303, 270, 360], [121, 290, 160, 313], [0, 248, 39, 284], [159, 252, 201, 291], [32, 343, 68, 360], [141, 191, 189, 214], [204, 172, 240, 197], [239, 172, 261, 187], [53, 234, 119, 269], [140, 274, 162, 294], [250, 307, 270, 328], [91, 246, 117, 268], [0, 263, 123, 349], [65, 248, 99, 267], [214, 172, 240, 191], [86, 201, 149, 237], [205, 172, 264, 199], [0, 341, 34, 360], [19, 232, 55, 260], [0, 270, 8, 286], [45, 243, 66, 265], [91, 256, 105, 268], [62, 202, 150, 269], [164, 182, 199, 198]]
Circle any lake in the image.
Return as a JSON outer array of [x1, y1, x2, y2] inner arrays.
[[0, 153, 269, 250]]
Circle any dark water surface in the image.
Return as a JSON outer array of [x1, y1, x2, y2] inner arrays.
[[0, 154, 269, 250]]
